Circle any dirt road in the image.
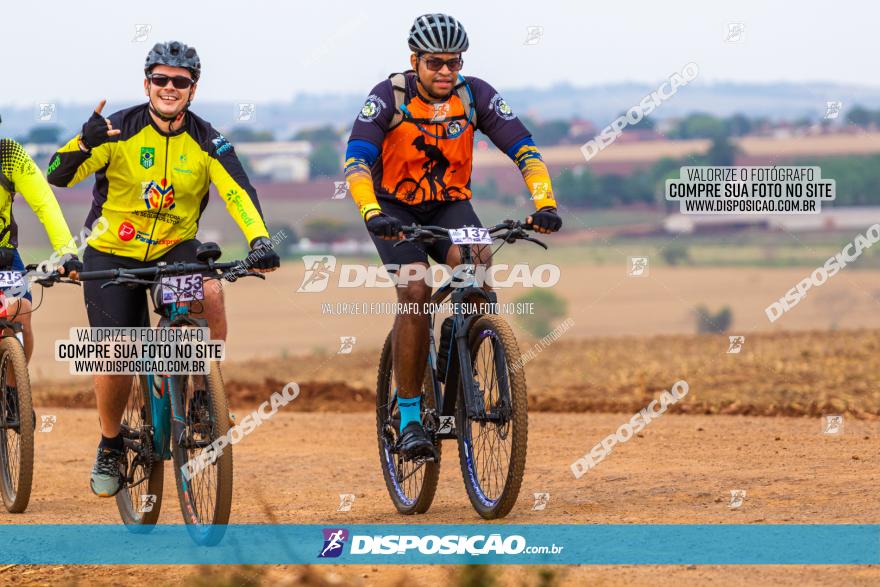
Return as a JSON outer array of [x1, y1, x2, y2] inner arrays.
[[2, 409, 878, 585]]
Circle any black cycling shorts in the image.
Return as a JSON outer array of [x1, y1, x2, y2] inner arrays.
[[370, 198, 482, 268], [82, 239, 206, 328]]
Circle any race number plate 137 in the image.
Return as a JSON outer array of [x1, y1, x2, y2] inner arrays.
[[448, 227, 491, 245], [160, 274, 205, 304]]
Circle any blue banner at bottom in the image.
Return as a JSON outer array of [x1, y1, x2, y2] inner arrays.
[[0, 524, 876, 565]]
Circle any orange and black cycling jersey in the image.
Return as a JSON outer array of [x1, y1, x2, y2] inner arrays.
[[47, 103, 270, 262], [345, 72, 556, 219]]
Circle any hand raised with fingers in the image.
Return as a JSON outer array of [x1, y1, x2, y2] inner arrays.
[[79, 99, 122, 150]]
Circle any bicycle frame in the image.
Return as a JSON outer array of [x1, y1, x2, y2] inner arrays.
[[422, 242, 508, 441], [144, 301, 208, 465]]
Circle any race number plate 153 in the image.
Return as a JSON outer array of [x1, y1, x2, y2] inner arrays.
[[449, 227, 491, 245], [161, 274, 205, 304], [0, 271, 23, 288]]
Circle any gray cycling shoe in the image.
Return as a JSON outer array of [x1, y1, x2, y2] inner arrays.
[[90, 447, 126, 497]]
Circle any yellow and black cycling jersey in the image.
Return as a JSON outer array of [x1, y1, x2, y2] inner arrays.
[[0, 138, 77, 255], [47, 103, 270, 261]]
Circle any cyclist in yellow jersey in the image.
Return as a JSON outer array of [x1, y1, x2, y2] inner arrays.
[[0, 117, 81, 426], [47, 41, 280, 497]]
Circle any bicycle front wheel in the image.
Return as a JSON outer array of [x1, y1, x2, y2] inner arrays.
[[116, 375, 164, 527], [171, 362, 232, 545], [376, 331, 440, 515], [455, 314, 528, 519], [0, 336, 34, 513]]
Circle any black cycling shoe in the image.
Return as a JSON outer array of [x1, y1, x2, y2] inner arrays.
[[397, 422, 435, 461]]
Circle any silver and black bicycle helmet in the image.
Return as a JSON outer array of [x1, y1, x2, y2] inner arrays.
[[408, 14, 469, 54], [144, 41, 201, 82]]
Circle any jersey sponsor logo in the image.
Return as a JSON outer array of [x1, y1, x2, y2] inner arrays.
[[118, 220, 136, 242], [135, 231, 181, 246], [132, 209, 182, 225], [142, 181, 176, 210], [431, 103, 450, 122], [21, 160, 37, 176], [358, 94, 386, 122], [47, 155, 61, 175], [140, 147, 155, 169], [225, 188, 256, 227], [489, 93, 516, 120], [212, 135, 232, 156]]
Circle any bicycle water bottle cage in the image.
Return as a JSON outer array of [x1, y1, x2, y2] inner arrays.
[[436, 316, 455, 383], [196, 242, 222, 263]]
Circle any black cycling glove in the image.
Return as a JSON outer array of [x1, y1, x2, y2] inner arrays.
[[365, 212, 402, 238], [248, 237, 280, 271], [80, 111, 115, 150], [530, 207, 562, 232], [60, 254, 83, 276]]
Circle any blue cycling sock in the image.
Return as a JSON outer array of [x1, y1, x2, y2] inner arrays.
[[398, 393, 422, 432]]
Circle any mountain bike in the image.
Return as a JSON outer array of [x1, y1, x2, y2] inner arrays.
[[72, 242, 264, 544], [0, 266, 67, 513], [376, 219, 548, 519]]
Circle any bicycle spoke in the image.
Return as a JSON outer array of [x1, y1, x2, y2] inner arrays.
[[122, 378, 152, 518], [466, 331, 514, 502], [0, 354, 20, 498], [181, 374, 219, 526]]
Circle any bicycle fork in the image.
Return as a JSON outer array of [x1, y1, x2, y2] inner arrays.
[[147, 374, 172, 460]]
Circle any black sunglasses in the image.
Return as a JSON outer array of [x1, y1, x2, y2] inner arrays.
[[420, 56, 464, 72], [147, 74, 195, 90]]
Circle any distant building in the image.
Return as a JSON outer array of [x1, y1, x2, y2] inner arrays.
[[232, 141, 312, 182]]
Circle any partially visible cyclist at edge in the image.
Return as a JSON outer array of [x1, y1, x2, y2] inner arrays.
[[47, 41, 280, 497], [344, 14, 562, 460], [0, 115, 81, 423]]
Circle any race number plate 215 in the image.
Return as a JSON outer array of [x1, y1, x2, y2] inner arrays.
[[448, 227, 491, 245], [160, 274, 205, 304], [0, 271, 23, 288]]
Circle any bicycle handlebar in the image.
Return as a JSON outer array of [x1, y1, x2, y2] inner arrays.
[[24, 259, 264, 289], [75, 260, 253, 282], [397, 219, 548, 249]]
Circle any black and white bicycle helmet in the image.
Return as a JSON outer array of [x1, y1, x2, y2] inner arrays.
[[144, 41, 201, 82], [408, 14, 469, 54]]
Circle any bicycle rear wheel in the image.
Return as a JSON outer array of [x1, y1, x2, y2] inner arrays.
[[455, 314, 528, 519], [116, 375, 164, 527], [0, 337, 34, 513], [376, 331, 440, 515], [171, 362, 232, 545]]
